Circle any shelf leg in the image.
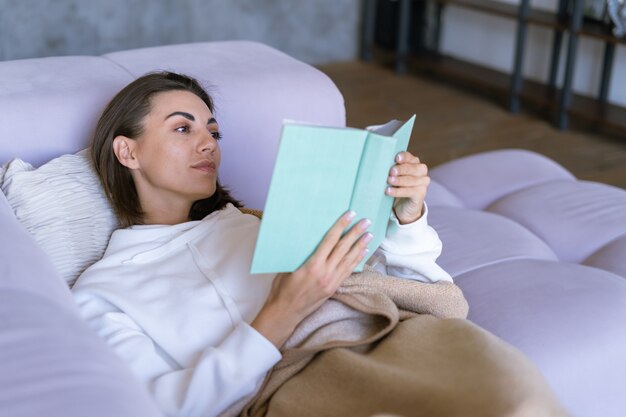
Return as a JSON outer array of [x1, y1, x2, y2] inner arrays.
[[548, 0, 568, 90], [548, 33, 563, 90], [599, 42, 615, 104], [509, 0, 531, 114], [557, 0, 584, 130], [395, 0, 412, 74], [432, 1, 444, 53], [361, 0, 378, 62]]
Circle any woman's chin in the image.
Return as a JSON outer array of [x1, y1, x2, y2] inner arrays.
[[192, 187, 217, 201]]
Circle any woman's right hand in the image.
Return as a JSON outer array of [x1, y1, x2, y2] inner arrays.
[[251, 211, 373, 348]]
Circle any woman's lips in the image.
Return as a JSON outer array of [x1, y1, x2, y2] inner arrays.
[[191, 160, 216, 173]]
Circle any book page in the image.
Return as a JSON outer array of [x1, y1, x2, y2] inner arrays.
[[365, 119, 404, 136]]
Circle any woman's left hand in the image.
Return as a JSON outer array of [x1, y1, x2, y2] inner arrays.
[[385, 151, 430, 225]]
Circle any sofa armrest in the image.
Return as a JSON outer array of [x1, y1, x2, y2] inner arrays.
[[0, 191, 162, 417]]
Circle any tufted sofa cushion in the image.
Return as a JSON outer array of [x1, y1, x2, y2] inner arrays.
[[426, 149, 626, 417], [487, 180, 626, 263]]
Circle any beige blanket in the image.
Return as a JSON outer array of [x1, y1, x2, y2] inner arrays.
[[223, 267, 568, 417]]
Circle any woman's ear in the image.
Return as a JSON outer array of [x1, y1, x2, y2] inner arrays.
[[112, 136, 140, 169]]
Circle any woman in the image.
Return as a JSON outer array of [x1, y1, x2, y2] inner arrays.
[[72, 71, 452, 417]]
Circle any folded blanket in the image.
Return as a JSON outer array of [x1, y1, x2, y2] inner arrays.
[[221, 267, 567, 417]]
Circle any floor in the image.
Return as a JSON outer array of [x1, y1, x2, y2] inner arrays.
[[316, 61, 626, 190]]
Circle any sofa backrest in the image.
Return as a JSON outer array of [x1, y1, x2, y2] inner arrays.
[[0, 41, 346, 209]]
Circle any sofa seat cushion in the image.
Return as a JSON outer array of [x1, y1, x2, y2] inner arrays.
[[425, 180, 465, 208], [429, 149, 575, 210], [583, 234, 626, 278], [455, 259, 626, 417], [429, 207, 558, 277], [486, 180, 626, 263]]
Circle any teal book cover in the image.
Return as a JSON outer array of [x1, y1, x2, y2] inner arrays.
[[250, 115, 415, 274]]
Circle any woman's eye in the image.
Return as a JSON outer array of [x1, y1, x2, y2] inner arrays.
[[211, 131, 223, 141], [175, 125, 189, 133]]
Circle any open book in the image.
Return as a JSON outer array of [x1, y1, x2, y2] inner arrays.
[[250, 115, 415, 274]]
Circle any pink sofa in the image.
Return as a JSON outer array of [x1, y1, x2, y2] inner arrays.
[[1, 41, 625, 417]]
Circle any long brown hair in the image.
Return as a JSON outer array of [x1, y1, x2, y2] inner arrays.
[[91, 71, 241, 228]]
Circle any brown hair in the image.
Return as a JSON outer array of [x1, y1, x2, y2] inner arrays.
[[91, 71, 241, 228]]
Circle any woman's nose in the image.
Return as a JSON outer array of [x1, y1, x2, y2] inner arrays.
[[199, 132, 217, 153]]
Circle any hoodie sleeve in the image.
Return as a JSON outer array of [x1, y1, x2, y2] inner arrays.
[[366, 203, 453, 283], [72, 291, 281, 417]]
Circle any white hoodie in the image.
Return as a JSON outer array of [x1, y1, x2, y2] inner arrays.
[[72, 203, 451, 417]]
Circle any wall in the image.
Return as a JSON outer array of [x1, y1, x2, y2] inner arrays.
[[0, 0, 362, 65], [440, 0, 626, 107]]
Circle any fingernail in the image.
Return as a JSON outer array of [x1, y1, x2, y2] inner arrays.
[[386, 186, 393, 195], [363, 232, 373, 243], [390, 167, 398, 176], [344, 210, 356, 221], [396, 154, 403, 163], [389, 176, 396, 183], [360, 219, 372, 230], [362, 248, 370, 257]]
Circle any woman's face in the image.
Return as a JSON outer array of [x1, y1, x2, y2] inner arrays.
[[127, 90, 222, 215]]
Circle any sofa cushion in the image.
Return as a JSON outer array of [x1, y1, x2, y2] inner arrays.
[[0, 190, 73, 304], [429, 207, 558, 277], [1, 151, 117, 287], [486, 180, 626, 263], [455, 259, 626, 417], [0, 291, 162, 417], [583, 234, 626, 278], [0, 190, 161, 417], [425, 179, 464, 208], [0, 56, 132, 168], [430, 149, 575, 210]]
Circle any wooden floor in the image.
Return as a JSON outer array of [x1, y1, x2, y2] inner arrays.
[[317, 61, 626, 190]]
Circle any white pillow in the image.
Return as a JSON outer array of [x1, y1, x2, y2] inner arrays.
[[0, 150, 118, 287], [0, 161, 7, 185]]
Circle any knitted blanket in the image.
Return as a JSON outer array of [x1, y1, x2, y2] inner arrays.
[[221, 267, 567, 417]]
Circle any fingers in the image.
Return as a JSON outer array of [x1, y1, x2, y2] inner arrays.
[[389, 162, 427, 178], [309, 210, 357, 263], [390, 150, 427, 178], [327, 219, 372, 268], [387, 152, 429, 197], [336, 233, 371, 276], [307, 211, 373, 275], [395, 151, 421, 164], [386, 174, 430, 194], [387, 172, 430, 188]]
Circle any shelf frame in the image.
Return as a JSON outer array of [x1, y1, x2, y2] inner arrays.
[[360, 0, 626, 135]]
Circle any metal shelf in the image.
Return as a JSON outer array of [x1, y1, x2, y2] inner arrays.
[[361, 0, 625, 134]]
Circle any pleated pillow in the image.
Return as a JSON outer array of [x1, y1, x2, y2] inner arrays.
[[0, 150, 118, 287]]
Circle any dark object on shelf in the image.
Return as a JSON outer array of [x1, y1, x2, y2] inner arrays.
[[581, 0, 608, 22], [361, 0, 626, 135], [607, 0, 626, 37]]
